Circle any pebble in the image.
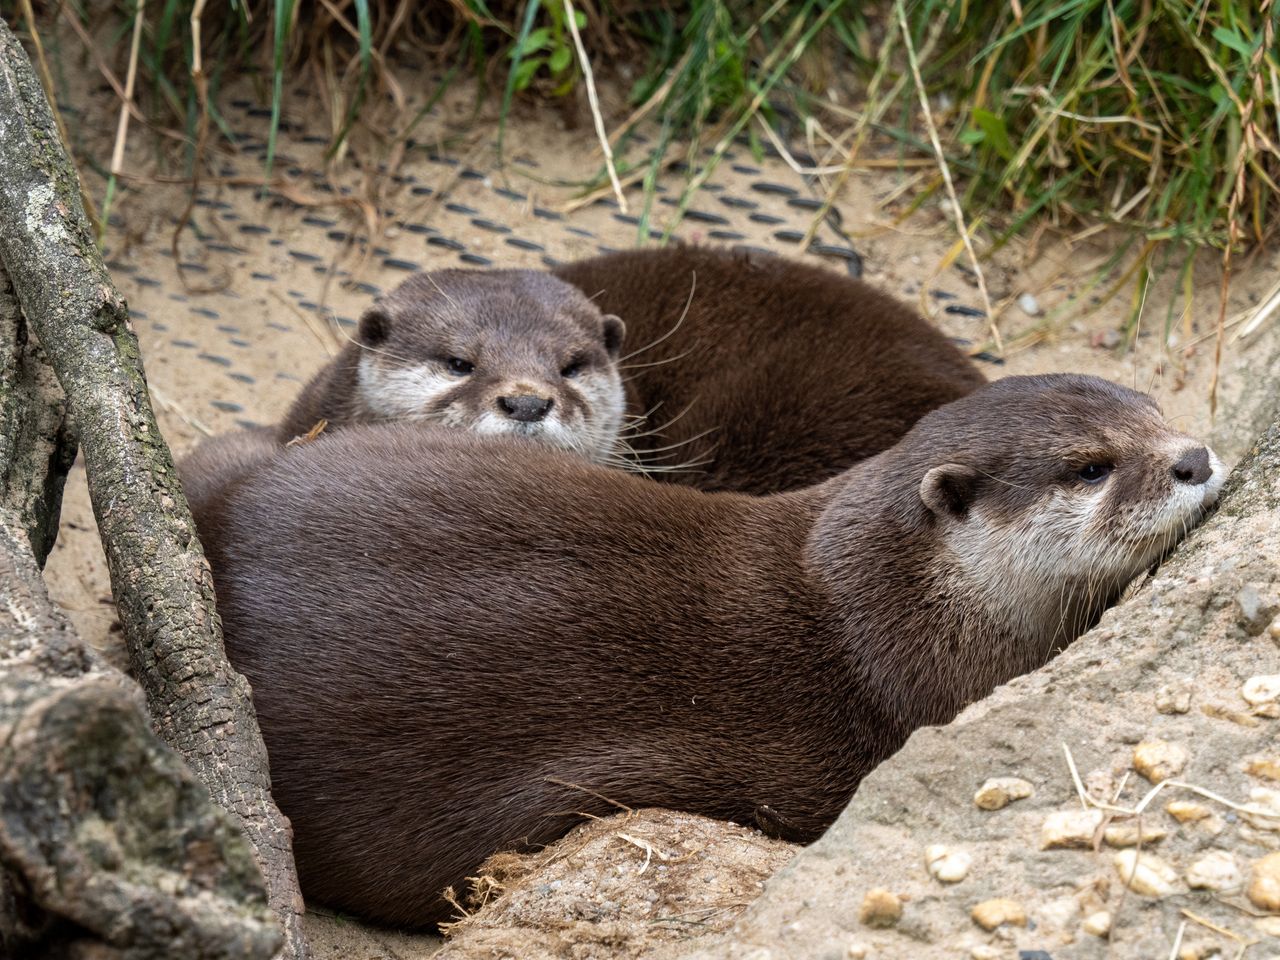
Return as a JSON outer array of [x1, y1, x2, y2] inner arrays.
[[970, 947, 1001, 960], [1133, 740, 1188, 783], [858, 888, 902, 928], [1017, 292, 1042, 316], [1249, 853, 1280, 911], [1244, 676, 1280, 706], [846, 945, 869, 959], [1269, 614, 1280, 641], [1114, 850, 1180, 897], [925, 844, 973, 883], [1167, 801, 1212, 823], [1247, 754, 1280, 782], [1082, 911, 1112, 936], [1104, 822, 1168, 847], [975, 777, 1034, 810], [1041, 808, 1104, 849], [971, 898, 1027, 931], [1155, 681, 1193, 714], [1186, 850, 1244, 893], [1255, 915, 1280, 937], [1244, 788, 1280, 831]]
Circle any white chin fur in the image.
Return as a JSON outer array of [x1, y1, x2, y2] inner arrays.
[[1137, 447, 1225, 542]]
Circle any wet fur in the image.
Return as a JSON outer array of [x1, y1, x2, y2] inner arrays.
[[194, 374, 1221, 928], [553, 246, 988, 493]]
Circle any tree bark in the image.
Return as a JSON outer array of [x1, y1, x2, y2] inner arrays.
[[0, 22, 310, 959], [0, 520, 283, 960]]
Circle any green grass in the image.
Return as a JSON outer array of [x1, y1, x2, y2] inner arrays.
[[18, 0, 1280, 297]]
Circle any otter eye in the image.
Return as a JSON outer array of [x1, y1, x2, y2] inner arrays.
[[1077, 463, 1113, 485], [446, 357, 474, 376], [560, 359, 584, 379]]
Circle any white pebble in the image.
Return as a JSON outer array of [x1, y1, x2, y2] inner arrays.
[[1041, 808, 1103, 849], [1104, 822, 1167, 847], [1082, 910, 1112, 936], [1114, 850, 1180, 897], [1017, 292, 1042, 316], [924, 844, 973, 883], [974, 777, 1034, 810], [1244, 788, 1280, 831], [1244, 675, 1280, 705], [1186, 850, 1244, 893]]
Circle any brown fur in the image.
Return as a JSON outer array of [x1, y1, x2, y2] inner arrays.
[[553, 246, 988, 493], [194, 374, 1219, 928]]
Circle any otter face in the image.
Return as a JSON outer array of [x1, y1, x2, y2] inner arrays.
[[351, 270, 626, 463], [916, 374, 1223, 647]]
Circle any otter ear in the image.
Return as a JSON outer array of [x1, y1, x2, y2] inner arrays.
[[920, 464, 979, 519], [358, 307, 391, 346], [601, 314, 625, 357]]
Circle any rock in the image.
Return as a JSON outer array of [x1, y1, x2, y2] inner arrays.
[[1166, 800, 1212, 822], [1255, 915, 1280, 937], [1103, 822, 1167, 847], [1245, 789, 1280, 831], [1244, 675, 1280, 706], [1041, 808, 1103, 849], [1185, 850, 1244, 893], [1133, 739, 1188, 783], [1017, 293, 1042, 317], [1156, 681, 1193, 714], [858, 888, 902, 928], [1082, 911, 1112, 936], [971, 898, 1027, 931], [1114, 850, 1180, 897], [1236, 584, 1278, 634], [1269, 614, 1280, 641], [1248, 754, 1280, 781], [1249, 853, 1280, 911], [974, 777, 1034, 810], [1092, 329, 1122, 349], [925, 845, 972, 883], [970, 947, 1001, 960]]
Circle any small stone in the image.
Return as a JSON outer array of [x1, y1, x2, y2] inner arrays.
[[1114, 850, 1180, 897], [1041, 808, 1104, 849], [972, 898, 1027, 931], [1082, 911, 1112, 936], [1244, 676, 1280, 706], [925, 844, 973, 883], [1167, 800, 1211, 822], [1259, 703, 1280, 719], [1244, 788, 1280, 831], [1133, 740, 1189, 783], [846, 945, 869, 960], [1104, 822, 1167, 847], [1236, 585, 1278, 634], [1268, 614, 1280, 641], [1093, 329, 1123, 349], [1156, 681, 1193, 714], [1017, 292, 1042, 316], [858, 888, 902, 928], [1255, 915, 1280, 937], [1247, 755, 1280, 781], [970, 948, 1000, 960], [975, 777, 1034, 810], [1249, 853, 1280, 911], [1186, 850, 1244, 893]]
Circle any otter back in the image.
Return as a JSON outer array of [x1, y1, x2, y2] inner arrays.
[[554, 247, 987, 494]]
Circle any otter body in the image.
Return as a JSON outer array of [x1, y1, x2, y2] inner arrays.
[[196, 375, 1222, 927], [553, 247, 987, 493]]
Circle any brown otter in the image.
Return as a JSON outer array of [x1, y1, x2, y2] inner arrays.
[[192, 374, 1222, 928], [552, 246, 988, 493], [278, 269, 627, 464]]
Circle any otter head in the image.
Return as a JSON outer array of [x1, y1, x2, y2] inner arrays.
[[352, 269, 626, 463], [906, 373, 1223, 650]]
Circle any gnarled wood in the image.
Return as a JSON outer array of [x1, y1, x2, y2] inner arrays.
[[0, 21, 309, 958]]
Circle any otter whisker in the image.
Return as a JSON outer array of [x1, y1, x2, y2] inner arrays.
[[620, 347, 698, 372], [616, 271, 697, 364]]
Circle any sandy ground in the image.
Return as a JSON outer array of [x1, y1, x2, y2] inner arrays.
[[31, 48, 1280, 958]]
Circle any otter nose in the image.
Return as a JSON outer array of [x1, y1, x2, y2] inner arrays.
[[1171, 446, 1212, 485], [498, 395, 554, 422]]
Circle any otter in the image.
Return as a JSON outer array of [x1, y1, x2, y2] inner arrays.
[[192, 374, 1223, 927], [278, 269, 627, 463], [552, 246, 988, 493]]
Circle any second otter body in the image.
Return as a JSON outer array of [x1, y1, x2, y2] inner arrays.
[[195, 375, 1222, 927], [553, 247, 987, 493]]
